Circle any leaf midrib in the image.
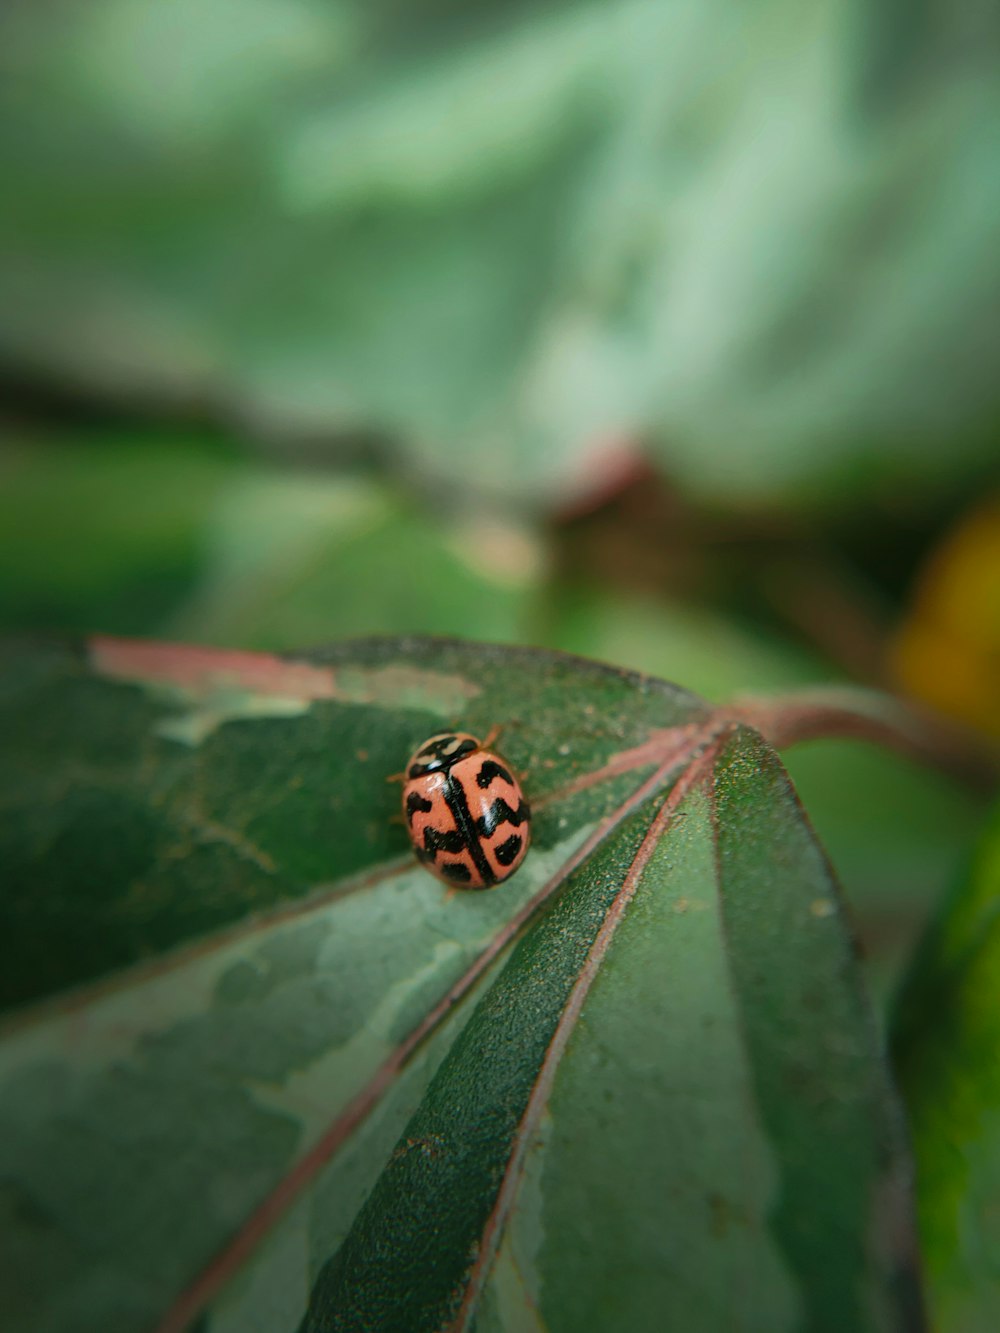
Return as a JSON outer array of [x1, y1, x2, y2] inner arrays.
[[154, 721, 729, 1333], [447, 733, 730, 1333]]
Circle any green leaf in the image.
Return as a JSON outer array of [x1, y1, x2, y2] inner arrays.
[[0, 435, 542, 647], [0, 433, 234, 636], [0, 636, 925, 1332], [893, 801, 1000, 1333], [2, 1, 997, 508]]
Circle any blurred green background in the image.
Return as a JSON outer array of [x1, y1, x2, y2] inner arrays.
[[1, 0, 999, 996]]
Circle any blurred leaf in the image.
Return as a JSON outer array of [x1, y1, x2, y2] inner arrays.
[[0, 435, 543, 646], [0, 636, 923, 1332], [893, 801, 1000, 1333], [544, 586, 831, 701], [891, 495, 1000, 740], [168, 471, 544, 649], [785, 741, 983, 1001], [0, 433, 233, 635], [1, 0, 997, 508]]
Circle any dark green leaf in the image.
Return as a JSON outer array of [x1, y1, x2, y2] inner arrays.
[[0, 636, 924, 1332], [307, 730, 919, 1333]]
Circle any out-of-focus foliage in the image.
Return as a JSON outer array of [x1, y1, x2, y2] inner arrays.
[[0, 434, 541, 646], [895, 801, 1000, 1333], [892, 497, 1000, 740], [0, 435, 234, 636], [1, 0, 998, 509]]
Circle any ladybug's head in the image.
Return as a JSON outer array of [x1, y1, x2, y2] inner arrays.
[[406, 732, 480, 778]]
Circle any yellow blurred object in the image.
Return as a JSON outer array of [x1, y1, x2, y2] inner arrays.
[[891, 497, 1000, 739]]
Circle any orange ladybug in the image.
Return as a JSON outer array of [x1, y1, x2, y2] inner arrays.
[[401, 732, 531, 889]]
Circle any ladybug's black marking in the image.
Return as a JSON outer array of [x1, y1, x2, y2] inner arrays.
[[422, 826, 466, 861], [419, 735, 460, 757], [476, 759, 513, 789], [405, 791, 433, 823], [494, 834, 524, 868], [475, 797, 530, 839], [442, 776, 496, 888], [407, 735, 477, 779], [442, 862, 472, 883]]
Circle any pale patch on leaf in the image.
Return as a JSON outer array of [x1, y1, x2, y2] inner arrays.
[[89, 635, 480, 742]]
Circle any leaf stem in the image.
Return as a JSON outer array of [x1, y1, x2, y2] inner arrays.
[[720, 686, 997, 793]]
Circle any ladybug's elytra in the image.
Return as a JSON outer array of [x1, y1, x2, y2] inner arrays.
[[401, 732, 531, 889]]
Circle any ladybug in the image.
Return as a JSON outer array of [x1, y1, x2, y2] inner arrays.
[[401, 731, 531, 889]]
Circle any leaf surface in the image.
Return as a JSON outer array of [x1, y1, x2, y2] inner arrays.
[[0, 635, 924, 1332]]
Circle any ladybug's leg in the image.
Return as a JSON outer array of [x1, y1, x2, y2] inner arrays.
[[385, 771, 407, 784], [388, 812, 407, 827], [481, 724, 503, 749]]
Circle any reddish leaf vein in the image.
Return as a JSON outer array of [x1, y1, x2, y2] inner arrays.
[[447, 731, 731, 1332], [154, 722, 728, 1333]]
